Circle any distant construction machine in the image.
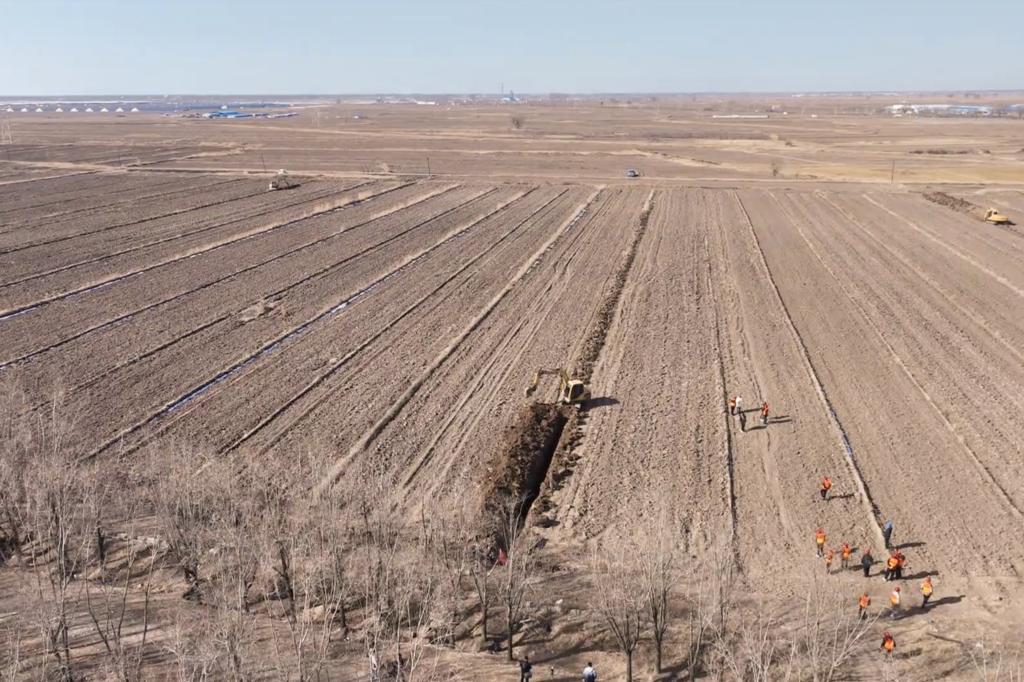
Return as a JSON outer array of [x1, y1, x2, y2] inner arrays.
[[525, 368, 590, 406], [985, 208, 1012, 225], [268, 169, 298, 191]]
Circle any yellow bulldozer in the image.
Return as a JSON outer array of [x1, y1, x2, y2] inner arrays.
[[985, 208, 1011, 225], [525, 368, 590, 406]]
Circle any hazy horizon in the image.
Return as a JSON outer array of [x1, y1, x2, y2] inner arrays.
[[3, 0, 1022, 96]]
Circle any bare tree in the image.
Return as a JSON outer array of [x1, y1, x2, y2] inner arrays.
[[592, 534, 646, 682], [83, 460, 157, 682], [467, 535, 498, 648], [496, 500, 538, 662], [794, 574, 878, 682], [968, 638, 1024, 682], [686, 542, 736, 679], [714, 605, 797, 682], [22, 396, 91, 681], [638, 514, 678, 673]]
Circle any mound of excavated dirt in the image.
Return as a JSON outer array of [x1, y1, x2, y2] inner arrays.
[[480, 402, 568, 533], [923, 191, 981, 218]]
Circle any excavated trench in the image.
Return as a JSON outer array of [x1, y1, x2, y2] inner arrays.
[[481, 191, 656, 534]]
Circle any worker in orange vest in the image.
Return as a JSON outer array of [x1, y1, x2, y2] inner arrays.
[[884, 553, 899, 581], [728, 396, 737, 415], [760, 401, 770, 426], [881, 631, 895, 655], [889, 586, 902, 619], [841, 542, 852, 570], [921, 576, 934, 609], [858, 593, 871, 620], [815, 528, 827, 557], [820, 476, 833, 501]]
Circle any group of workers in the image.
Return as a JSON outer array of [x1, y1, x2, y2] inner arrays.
[[815, 510, 937, 659], [728, 395, 770, 432]]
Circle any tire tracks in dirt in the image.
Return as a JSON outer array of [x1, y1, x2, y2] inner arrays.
[[0, 180, 367, 295], [317, 189, 604, 493], [735, 192, 887, 551], [0, 182, 450, 366], [863, 195, 1024, 299], [222, 188, 563, 455], [82, 187, 527, 460], [395, 189, 627, 498], [779, 192, 1024, 520]]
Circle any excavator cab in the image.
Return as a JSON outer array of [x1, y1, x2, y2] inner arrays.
[[985, 208, 1010, 225], [525, 368, 590, 406]]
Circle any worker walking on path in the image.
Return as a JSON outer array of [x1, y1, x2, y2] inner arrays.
[[582, 662, 598, 682], [861, 547, 874, 577], [760, 401, 770, 426], [825, 548, 835, 574], [858, 593, 871, 620], [815, 528, 827, 558], [881, 632, 896, 656], [882, 520, 894, 549], [519, 655, 533, 682], [889, 586, 902, 619], [729, 396, 738, 415], [820, 476, 833, 501], [738, 408, 747, 432], [921, 576, 933, 609]]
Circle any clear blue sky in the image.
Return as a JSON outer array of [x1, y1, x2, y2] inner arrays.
[[2, 0, 1021, 95]]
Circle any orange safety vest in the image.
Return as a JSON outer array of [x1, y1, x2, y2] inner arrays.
[[816, 532, 826, 545], [822, 478, 832, 490], [883, 638, 895, 653], [887, 557, 899, 570], [890, 591, 900, 606], [859, 595, 870, 609], [922, 581, 933, 597], [842, 544, 852, 559]]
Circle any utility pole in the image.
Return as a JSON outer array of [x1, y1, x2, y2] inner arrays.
[[260, 153, 268, 173], [890, 159, 896, 184], [425, 156, 431, 176]]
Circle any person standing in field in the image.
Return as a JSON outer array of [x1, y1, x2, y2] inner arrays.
[[882, 520, 894, 549], [519, 654, 533, 682], [889, 586, 902, 619], [921, 576, 934, 609], [825, 548, 835, 574], [815, 528, 827, 557], [858, 592, 871, 620], [861, 547, 874, 577], [841, 542, 852, 570], [738, 408, 747, 432], [729, 395, 737, 415], [760, 401, 770, 426], [582, 662, 598, 682], [881, 631, 896, 656], [820, 476, 833, 501]]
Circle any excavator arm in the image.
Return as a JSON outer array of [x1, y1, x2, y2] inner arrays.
[[525, 367, 589, 405], [525, 368, 570, 397]]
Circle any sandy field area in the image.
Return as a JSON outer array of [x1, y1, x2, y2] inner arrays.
[[1, 97, 1023, 680]]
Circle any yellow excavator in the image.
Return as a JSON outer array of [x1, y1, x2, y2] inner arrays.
[[985, 208, 1011, 225], [525, 368, 590, 406]]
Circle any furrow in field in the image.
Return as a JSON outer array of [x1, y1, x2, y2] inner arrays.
[[0, 174, 232, 229], [0, 179, 264, 254], [148, 187, 581, 458], [318, 188, 639, 512], [780, 192, 1024, 513], [704, 190, 879, 578], [741, 189, 1023, 578], [0, 171, 173, 212], [67, 186, 524, 459], [556, 189, 732, 551], [866, 193, 1024, 294], [0, 182, 460, 363], [823, 192, 1024, 356], [0, 180, 382, 310]]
